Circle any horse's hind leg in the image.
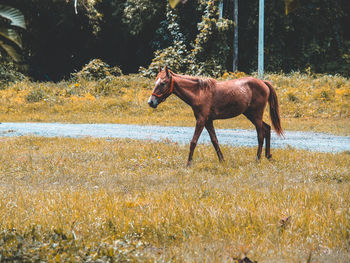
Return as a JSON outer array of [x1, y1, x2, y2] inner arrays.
[[263, 122, 272, 159], [244, 112, 264, 160], [205, 120, 224, 162], [255, 121, 264, 160]]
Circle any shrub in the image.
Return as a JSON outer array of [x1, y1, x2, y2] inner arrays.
[[25, 88, 45, 102], [0, 62, 27, 88], [72, 59, 122, 81]]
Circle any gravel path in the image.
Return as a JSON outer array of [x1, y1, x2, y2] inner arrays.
[[1, 122, 349, 153]]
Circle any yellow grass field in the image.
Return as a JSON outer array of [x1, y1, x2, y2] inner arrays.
[[0, 72, 349, 135], [0, 72, 349, 261], [0, 137, 349, 262]]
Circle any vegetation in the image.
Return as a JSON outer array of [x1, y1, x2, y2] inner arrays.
[[0, 61, 26, 86], [0, 4, 26, 62], [71, 59, 123, 81], [0, 137, 349, 262], [0, 1, 348, 262], [0, 0, 349, 80], [0, 71, 349, 135], [140, 2, 234, 77]]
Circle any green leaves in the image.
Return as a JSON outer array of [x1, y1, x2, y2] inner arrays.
[[169, 0, 300, 15], [142, 2, 233, 77]]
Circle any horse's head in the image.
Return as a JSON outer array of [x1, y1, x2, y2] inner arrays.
[[148, 66, 174, 108]]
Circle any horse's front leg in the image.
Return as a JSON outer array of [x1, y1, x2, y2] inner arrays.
[[205, 120, 224, 162], [187, 119, 205, 167]]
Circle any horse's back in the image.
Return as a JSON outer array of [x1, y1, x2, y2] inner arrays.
[[222, 77, 268, 92], [211, 77, 270, 119], [216, 77, 268, 98]]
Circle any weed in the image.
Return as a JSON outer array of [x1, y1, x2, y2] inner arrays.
[[25, 88, 45, 102]]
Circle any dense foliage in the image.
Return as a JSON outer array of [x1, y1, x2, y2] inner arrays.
[[140, 2, 234, 77], [0, 0, 349, 80]]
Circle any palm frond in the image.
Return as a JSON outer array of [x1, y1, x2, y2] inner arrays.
[[0, 27, 22, 48], [0, 5, 26, 29], [0, 40, 21, 61]]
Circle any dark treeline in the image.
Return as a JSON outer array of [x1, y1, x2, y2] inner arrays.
[[1, 0, 349, 81]]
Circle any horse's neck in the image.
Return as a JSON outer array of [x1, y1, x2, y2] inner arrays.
[[173, 75, 200, 106]]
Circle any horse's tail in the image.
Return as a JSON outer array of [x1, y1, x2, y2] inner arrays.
[[264, 81, 285, 138]]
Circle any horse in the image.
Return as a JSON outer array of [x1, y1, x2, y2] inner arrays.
[[148, 66, 284, 166]]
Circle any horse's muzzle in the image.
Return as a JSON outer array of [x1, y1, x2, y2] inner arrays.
[[148, 96, 158, 108]]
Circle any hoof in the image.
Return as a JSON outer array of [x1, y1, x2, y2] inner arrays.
[[266, 154, 272, 160]]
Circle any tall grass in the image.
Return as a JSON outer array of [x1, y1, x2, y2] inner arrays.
[[0, 72, 349, 135], [0, 137, 349, 262]]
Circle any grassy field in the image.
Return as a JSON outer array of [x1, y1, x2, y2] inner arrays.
[[0, 72, 349, 135], [0, 72, 349, 262], [0, 137, 349, 262]]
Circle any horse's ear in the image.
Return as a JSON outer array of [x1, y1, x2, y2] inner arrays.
[[158, 66, 161, 72], [165, 66, 170, 78]]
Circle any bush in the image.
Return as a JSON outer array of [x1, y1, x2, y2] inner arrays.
[[72, 59, 122, 81], [25, 88, 45, 102], [0, 62, 27, 88]]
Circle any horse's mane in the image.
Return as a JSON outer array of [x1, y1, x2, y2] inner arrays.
[[171, 72, 216, 90]]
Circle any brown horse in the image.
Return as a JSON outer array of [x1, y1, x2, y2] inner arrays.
[[148, 66, 284, 166]]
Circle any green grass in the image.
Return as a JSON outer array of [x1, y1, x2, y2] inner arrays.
[[0, 137, 349, 262]]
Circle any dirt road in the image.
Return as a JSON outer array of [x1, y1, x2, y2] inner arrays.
[[1, 122, 349, 153]]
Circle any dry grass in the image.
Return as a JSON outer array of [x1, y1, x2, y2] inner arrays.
[[0, 72, 349, 135], [0, 137, 349, 262], [0, 71, 349, 261]]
